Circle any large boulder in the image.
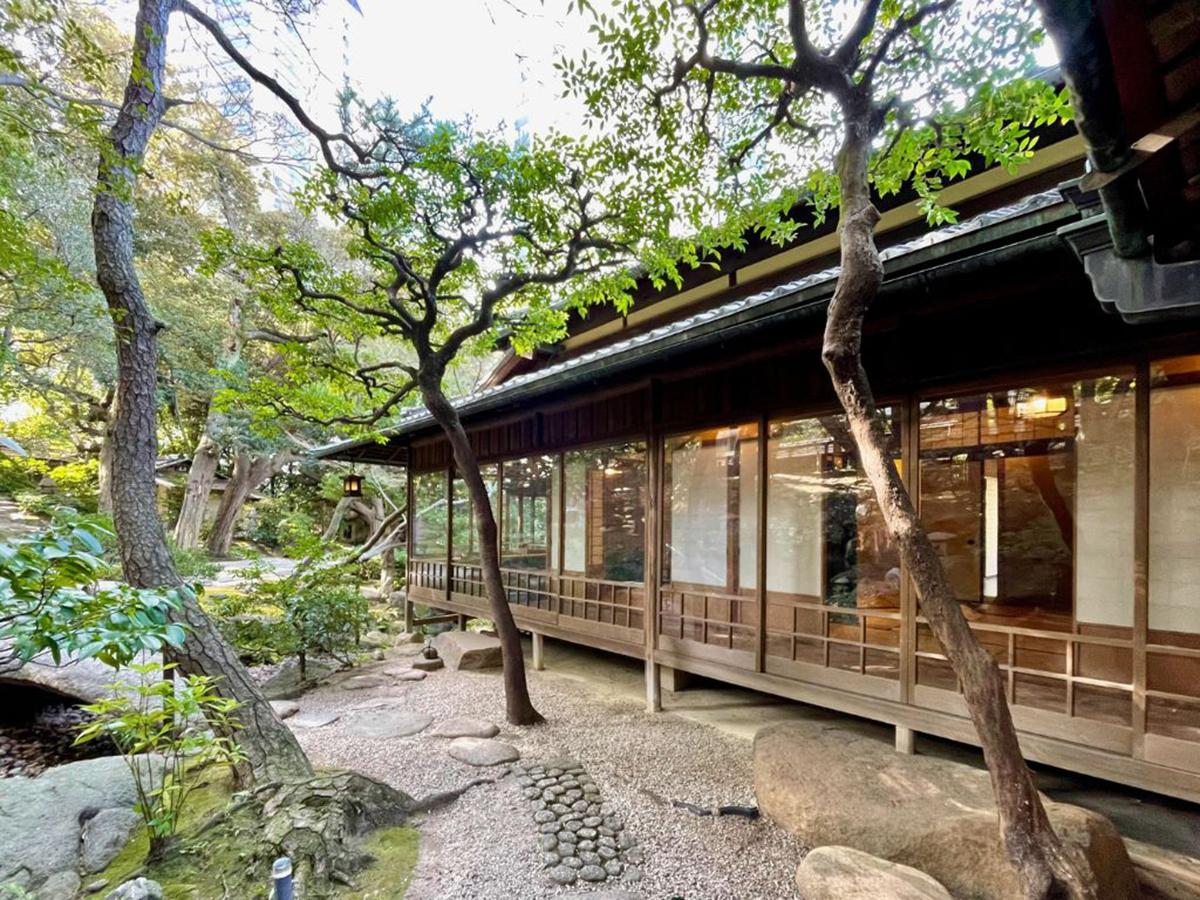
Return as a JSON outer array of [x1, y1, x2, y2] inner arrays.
[[0, 755, 157, 891], [257, 657, 336, 700], [432, 631, 502, 670], [0, 645, 156, 704], [796, 846, 952, 900], [448, 737, 519, 766], [80, 807, 142, 873], [754, 722, 1137, 900]]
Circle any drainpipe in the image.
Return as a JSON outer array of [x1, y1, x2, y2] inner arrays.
[[1035, 0, 1151, 258]]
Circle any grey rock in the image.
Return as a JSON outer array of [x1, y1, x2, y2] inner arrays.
[[598, 835, 617, 849], [579, 865, 607, 882], [80, 807, 141, 873], [561, 856, 583, 870], [564, 893, 644, 900], [383, 667, 427, 681], [540, 822, 561, 834], [270, 700, 300, 719], [534, 811, 556, 824], [339, 673, 390, 691], [604, 860, 623, 878], [795, 846, 953, 900], [344, 709, 432, 738], [556, 842, 576, 857], [542, 756, 580, 769], [558, 831, 578, 845], [598, 846, 618, 861], [259, 657, 336, 699], [36, 870, 82, 900], [550, 803, 571, 816], [622, 866, 643, 883], [411, 656, 444, 671], [547, 768, 564, 778], [522, 787, 541, 800], [578, 851, 601, 866], [617, 832, 635, 850], [517, 776, 533, 787], [622, 847, 644, 865], [570, 799, 589, 812], [428, 717, 499, 739], [542, 852, 560, 868], [447, 737, 519, 766], [432, 631, 502, 670], [539, 835, 559, 851], [103, 878, 163, 900], [372, 648, 386, 661], [564, 819, 583, 833], [756, 722, 1137, 900], [0, 756, 159, 887], [577, 827, 598, 840], [605, 817, 624, 832], [85, 880, 110, 894], [0, 647, 155, 705], [583, 816, 602, 827], [549, 866, 578, 885]]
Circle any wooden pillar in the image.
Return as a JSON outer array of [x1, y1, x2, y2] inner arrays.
[[1132, 360, 1150, 757], [532, 632, 545, 671], [444, 466, 453, 609], [895, 724, 915, 755], [457, 613, 469, 630], [404, 460, 415, 634], [645, 658, 661, 713], [756, 412, 768, 673]]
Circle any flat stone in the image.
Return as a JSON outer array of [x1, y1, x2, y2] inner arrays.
[[542, 852, 560, 868], [795, 846, 953, 900], [622, 867, 642, 884], [579, 864, 607, 882], [339, 674, 390, 690], [599, 846, 618, 861], [549, 866, 578, 885], [36, 871, 81, 900], [103, 878, 163, 900], [288, 710, 340, 728], [345, 709, 432, 738], [756, 722, 1137, 900], [429, 717, 499, 739], [432, 631, 502, 670], [621, 847, 643, 865], [382, 666, 427, 681], [447, 737, 519, 766], [540, 822, 561, 834], [583, 816, 603, 827], [558, 830, 578, 844], [80, 808, 141, 873], [270, 700, 300, 719], [577, 827, 598, 840], [577, 839, 596, 852], [411, 656, 444, 671]]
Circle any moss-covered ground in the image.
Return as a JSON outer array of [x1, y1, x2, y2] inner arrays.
[[96, 766, 418, 899]]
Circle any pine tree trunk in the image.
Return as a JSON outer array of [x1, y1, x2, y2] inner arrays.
[[91, 0, 312, 787], [821, 116, 1095, 900], [97, 421, 115, 515], [173, 432, 219, 549], [420, 377, 543, 725]]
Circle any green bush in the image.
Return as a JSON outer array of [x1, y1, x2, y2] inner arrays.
[[75, 662, 244, 859], [167, 539, 220, 580]]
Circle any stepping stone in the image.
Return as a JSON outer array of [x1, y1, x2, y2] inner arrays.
[[382, 666, 427, 681], [447, 736, 520, 766], [288, 710, 340, 728], [412, 657, 444, 671], [270, 700, 300, 719], [429, 717, 499, 739], [432, 631, 502, 670], [345, 709, 433, 739], [340, 674, 390, 690]]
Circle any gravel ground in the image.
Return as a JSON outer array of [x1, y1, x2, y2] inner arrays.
[[286, 650, 807, 899]]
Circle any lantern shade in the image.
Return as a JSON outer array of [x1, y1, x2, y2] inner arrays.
[[342, 473, 363, 497]]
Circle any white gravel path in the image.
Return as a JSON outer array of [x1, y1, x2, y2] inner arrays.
[[285, 651, 807, 899]]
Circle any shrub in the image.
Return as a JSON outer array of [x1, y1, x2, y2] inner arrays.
[[167, 538, 220, 580], [75, 662, 244, 859]]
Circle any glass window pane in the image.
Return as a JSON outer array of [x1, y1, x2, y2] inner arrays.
[[664, 425, 758, 591], [451, 465, 497, 563], [501, 456, 554, 570], [1148, 355, 1200, 742], [562, 443, 646, 582], [412, 470, 448, 558]]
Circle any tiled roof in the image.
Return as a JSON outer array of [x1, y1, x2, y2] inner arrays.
[[315, 188, 1068, 458]]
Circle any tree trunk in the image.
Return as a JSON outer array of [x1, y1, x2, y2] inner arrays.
[[91, 0, 311, 787], [173, 432, 219, 549], [97, 421, 115, 515], [420, 377, 543, 725], [820, 116, 1095, 900], [322, 496, 353, 541], [206, 450, 293, 557]]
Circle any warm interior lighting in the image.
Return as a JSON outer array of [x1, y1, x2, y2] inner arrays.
[[1017, 394, 1069, 418], [342, 472, 363, 497]]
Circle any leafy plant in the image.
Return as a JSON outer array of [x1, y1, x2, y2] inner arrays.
[[0, 521, 185, 669], [75, 661, 245, 859], [167, 538, 220, 580]]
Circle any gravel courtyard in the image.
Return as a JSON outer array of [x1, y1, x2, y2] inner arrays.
[[282, 643, 807, 899]]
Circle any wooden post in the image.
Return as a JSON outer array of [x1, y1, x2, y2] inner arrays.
[[895, 724, 915, 755], [458, 613, 469, 630], [532, 632, 545, 671], [756, 413, 768, 673], [645, 658, 662, 713], [404, 460, 415, 635], [1132, 361, 1150, 757]]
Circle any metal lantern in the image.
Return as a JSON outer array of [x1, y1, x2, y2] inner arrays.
[[342, 472, 363, 497]]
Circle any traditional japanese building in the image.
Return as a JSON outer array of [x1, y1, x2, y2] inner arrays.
[[318, 1, 1200, 803]]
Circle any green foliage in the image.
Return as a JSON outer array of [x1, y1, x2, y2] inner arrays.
[[0, 521, 184, 668], [560, 0, 1073, 271], [75, 662, 245, 856], [167, 538, 220, 580]]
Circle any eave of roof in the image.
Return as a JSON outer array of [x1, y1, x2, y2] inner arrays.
[[313, 187, 1076, 462]]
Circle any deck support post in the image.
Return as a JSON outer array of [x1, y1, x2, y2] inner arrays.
[[895, 725, 915, 755], [645, 659, 661, 713], [403, 596, 413, 634], [457, 613, 469, 630], [531, 632, 544, 671]]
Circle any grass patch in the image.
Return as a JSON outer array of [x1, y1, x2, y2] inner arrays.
[[96, 767, 419, 899]]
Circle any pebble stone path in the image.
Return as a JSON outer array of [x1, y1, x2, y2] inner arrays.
[[517, 756, 644, 887]]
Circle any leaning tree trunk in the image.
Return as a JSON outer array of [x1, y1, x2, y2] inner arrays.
[[206, 450, 293, 557], [820, 116, 1096, 900], [173, 431, 219, 549], [420, 377, 543, 725], [91, 0, 312, 787]]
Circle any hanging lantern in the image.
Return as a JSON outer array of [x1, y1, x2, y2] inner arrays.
[[342, 472, 363, 497]]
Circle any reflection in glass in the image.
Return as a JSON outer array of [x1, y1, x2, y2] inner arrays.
[[664, 425, 758, 591], [501, 456, 554, 570], [451, 465, 497, 563], [561, 443, 646, 582], [411, 470, 448, 558]]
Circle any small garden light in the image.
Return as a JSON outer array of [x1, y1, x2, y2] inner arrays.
[[342, 471, 363, 497]]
